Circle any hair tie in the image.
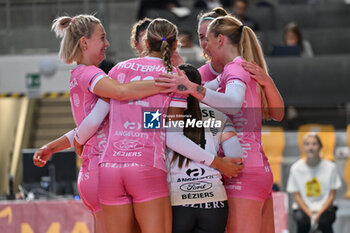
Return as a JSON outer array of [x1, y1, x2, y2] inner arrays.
[[71, 17, 75, 23], [199, 16, 216, 24], [239, 25, 244, 32], [161, 37, 167, 42]]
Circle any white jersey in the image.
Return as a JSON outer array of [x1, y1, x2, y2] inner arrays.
[[167, 104, 235, 206], [287, 158, 342, 212]]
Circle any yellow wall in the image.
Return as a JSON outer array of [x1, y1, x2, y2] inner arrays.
[[0, 98, 23, 195]]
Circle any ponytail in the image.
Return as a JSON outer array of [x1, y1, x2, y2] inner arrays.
[[146, 18, 178, 73], [239, 26, 269, 120], [197, 7, 229, 22], [160, 39, 173, 73], [209, 16, 270, 120]]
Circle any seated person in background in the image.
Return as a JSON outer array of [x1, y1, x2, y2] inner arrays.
[[231, 0, 259, 31], [178, 30, 204, 62], [287, 133, 341, 233], [194, 0, 231, 9], [283, 22, 314, 57]]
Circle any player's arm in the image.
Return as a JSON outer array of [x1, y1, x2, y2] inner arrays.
[[220, 118, 243, 159], [33, 129, 75, 167], [165, 107, 243, 178], [92, 76, 176, 101], [200, 83, 245, 115], [203, 77, 219, 90], [156, 69, 246, 115], [241, 61, 284, 121], [165, 106, 214, 165], [73, 98, 110, 156]]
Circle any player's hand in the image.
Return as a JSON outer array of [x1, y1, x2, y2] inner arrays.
[[155, 67, 193, 95], [74, 138, 83, 157], [242, 61, 272, 87], [33, 145, 52, 167], [211, 157, 244, 178]]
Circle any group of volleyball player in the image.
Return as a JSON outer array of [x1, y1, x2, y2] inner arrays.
[[33, 6, 284, 233]]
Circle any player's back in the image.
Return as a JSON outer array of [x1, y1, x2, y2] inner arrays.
[[70, 65, 109, 158], [102, 57, 185, 171], [218, 56, 265, 167]]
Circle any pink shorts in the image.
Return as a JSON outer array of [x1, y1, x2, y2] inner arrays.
[[224, 162, 273, 202], [99, 162, 169, 205], [77, 166, 101, 213]]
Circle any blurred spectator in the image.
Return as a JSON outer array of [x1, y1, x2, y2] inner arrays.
[[283, 22, 314, 57], [287, 133, 341, 233], [231, 0, 259, 31], [137, 0, 181, 20], [137, 0, 190, 19], [178, 31, 204, 62], [193, 0, 231, 9], [255, 0, 274, 7]]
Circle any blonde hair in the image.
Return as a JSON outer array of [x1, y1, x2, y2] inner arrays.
[[197, 7, 229, 23], [146, 18, 178, 73], [51, 14, 101, 64], [208, 16, 270, 120], [198, 7, 229, 59]]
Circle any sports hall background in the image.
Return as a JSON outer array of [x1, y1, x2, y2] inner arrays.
[[0, 0, 349, 232]]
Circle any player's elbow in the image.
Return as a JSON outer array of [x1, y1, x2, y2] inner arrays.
[[225, 99, 243, 115], [270, 109, 285, 122], [113, 85, 129, 101], [275, 113, 285, 122]]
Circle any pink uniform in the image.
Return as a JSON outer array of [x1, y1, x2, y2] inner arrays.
[[217, 57, 273, 201], [99, 57, 187, 205], [198, 62, 220, 85], [70, 65, 109, 212]]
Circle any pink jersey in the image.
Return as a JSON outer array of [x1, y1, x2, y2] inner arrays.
[[70, 65, 109, 170], [217, 56, 267, 168], [198, 62, 220, 85], [100, 57, 187, 172]]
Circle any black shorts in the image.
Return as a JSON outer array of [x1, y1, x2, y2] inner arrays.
[[172, 201, 228, 233]]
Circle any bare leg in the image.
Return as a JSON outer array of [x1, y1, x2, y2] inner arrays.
[[93, 210, 106, 233], [260, 197, 275, 233], [101, 204, 134, 233], [134, 221, 141, 233], [226, 198, 264, 233], [133, 196, 172, 233]]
